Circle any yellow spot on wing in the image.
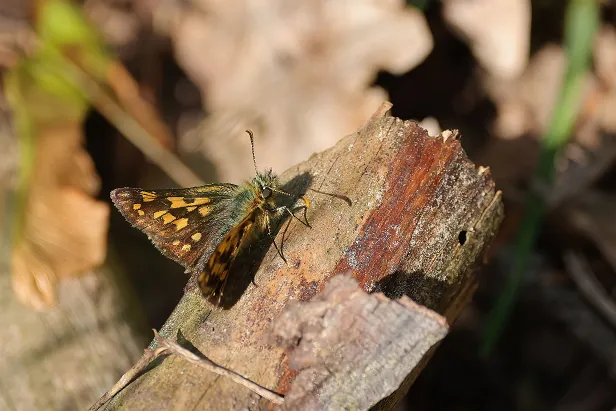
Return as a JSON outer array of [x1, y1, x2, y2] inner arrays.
[[173, 218, 188, 231], [167, 197, 211, 209], [191, 233, 202, 242], [166, 197, 187, 208], [182, 244, 191, 251], [137, 210, 145, 216], [153, 210, 167, 219], [133, 204, 142, 210], [198, 206, 211, 216], [186, 206, 197, 212], [140, 191, 157, 202], [172, 240, 180, 246], [162, 213, 176, 224]]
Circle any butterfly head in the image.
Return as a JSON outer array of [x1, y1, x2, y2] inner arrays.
[[253, 169, 281, 205]]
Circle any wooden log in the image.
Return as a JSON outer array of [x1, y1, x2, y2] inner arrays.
[[101, 102, 504, 410]]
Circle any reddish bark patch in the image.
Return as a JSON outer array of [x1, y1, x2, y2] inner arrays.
[[297, 278, 319, 301], [330, 124, 459, 291]]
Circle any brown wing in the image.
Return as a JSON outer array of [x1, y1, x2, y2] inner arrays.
[[197, 211, 256, 300], [110, 184, 237, 269]]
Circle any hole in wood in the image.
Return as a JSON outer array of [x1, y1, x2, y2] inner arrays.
[[458, 230, 467, 245]]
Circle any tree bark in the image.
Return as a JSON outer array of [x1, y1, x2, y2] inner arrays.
[[103, 102, 504, 410]]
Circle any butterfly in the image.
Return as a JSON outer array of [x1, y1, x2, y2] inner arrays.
[[110, 130, 309, 304]]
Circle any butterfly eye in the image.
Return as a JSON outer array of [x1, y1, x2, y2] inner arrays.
[[262, 188, 272, 198]]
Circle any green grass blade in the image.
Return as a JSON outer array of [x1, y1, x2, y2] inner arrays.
[[480, 0, 600, 357]]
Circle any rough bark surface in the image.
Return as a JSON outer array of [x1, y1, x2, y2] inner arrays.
[[273, 274, 449, 410], [106, 102, 504, 410]]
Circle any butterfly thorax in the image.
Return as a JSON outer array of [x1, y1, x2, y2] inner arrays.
[[235, 169, 282, 216]]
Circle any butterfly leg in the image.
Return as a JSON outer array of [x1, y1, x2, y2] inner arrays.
[[290, 204, 311, 228], [264, 210, 288, 264], [270, 190, 311, 227], [265, 197, 310, 263], [289, 195, 311, 227], [273, 195, 311, 228], [268, 203, 307, 262]]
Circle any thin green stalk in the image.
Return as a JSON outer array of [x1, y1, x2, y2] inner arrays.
[[480, 0, 600, 357], [5, 69, 37, 246], [408, 0, 431, 10]]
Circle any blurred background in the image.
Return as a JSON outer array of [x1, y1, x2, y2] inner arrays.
[[0, 0, 615, 409]]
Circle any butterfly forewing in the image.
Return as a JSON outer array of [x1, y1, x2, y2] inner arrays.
[[197, 211, 257, 299], [110, 184, 238, 269]]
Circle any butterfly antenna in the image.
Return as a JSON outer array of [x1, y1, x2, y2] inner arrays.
[[246, 129, 258, 174], [271, 187, 293, 197]]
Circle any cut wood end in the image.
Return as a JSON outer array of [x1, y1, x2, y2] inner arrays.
[[441, 129, 461, 142], [369, 101, 394, 122], [273, 274, 448, 410]]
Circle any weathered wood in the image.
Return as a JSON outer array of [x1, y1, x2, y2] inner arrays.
[[272, 274, 448, 410], [103, 102, 504, 410]]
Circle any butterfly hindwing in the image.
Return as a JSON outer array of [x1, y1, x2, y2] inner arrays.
[[110, 184, 238, 269], [197, 211, 257, 299]]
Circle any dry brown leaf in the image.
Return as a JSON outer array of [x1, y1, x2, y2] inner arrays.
[[489, 45, 567, 140], [443, 0, 531, 79], [82, 0, 142, 57], [594, 26, 616, 135], [479, 35, 616, 196], [487, 45, 599, 144], [595, 26, 616, 90], [12, 123, 109, 310], [155, 0, 432, 181], [479, 47, 573, 188]]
